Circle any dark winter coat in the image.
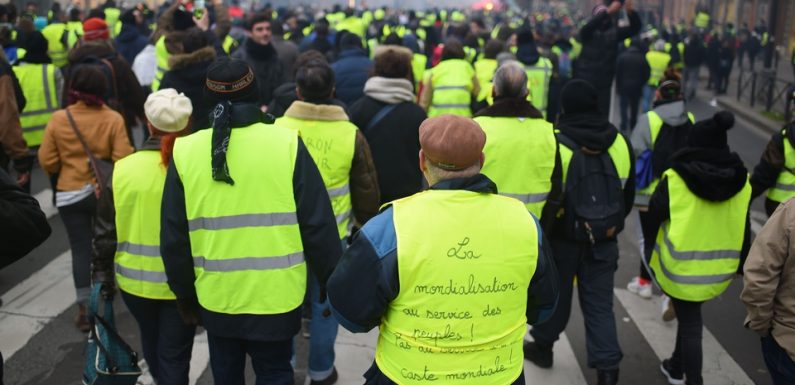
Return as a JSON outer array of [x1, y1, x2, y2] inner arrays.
[[616, 46, 651, 98], [160, 46, 217, 130], [330, 48, 373, 106], [0, 168, 51, 268], [349, 95, 425, 205], [574, 10, 641, 88], [115, 24, 149, 65], [684, 38, 707, 68], [231, 38, 284, 107]]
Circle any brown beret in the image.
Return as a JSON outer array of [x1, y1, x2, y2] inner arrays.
[[419, 115, 486, 171]]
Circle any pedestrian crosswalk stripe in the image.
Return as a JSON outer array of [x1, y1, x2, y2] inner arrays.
[[614, 288, 754, 385], [33, 188, 57, 219], [0, 251, 74, 360]]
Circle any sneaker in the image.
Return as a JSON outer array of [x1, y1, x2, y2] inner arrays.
[[597, 369, 619, 385], [523, 341, 553, 368], [660, 359, 684, 385], [627, 277, 653, 299], [309, 367, 338, 385], [661, 295, 676, 322]]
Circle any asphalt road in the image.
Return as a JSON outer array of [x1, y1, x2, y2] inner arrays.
[[0, 90, 777, 385]]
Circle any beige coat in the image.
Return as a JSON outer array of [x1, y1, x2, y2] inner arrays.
[[38, 102, 133, 191], [742, 197, 795, 361]]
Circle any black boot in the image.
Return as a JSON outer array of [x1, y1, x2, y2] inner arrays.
[[523, 341, 553, 368], [597, 368, 619, 385]]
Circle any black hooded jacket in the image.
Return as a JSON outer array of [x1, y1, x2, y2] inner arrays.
[[575, 10, 641, 88], [647, 148, 752, 265]]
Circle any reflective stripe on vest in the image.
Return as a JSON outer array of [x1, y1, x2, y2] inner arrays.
[[13, 64, 57, 147], [646, 51, 671, 86], [428, 59, 474, 118], [172, 123, 306, 314], [152, 36, 169, 91], [113, 151, 176, 300], [649, 169, 750, 302], [524, 57, 552, 116], [474, 58, 497, 103], [768, 129, 795, 203], [635, 110, 695, 205], [558, 133, 631, 191], [477, 116, 557, 218], [275, 114, 357, 239], [376, 190, 538, 385]]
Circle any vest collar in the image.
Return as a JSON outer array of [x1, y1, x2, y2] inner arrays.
[[284, 100, 349, 121], [429, 174, 497, 194]]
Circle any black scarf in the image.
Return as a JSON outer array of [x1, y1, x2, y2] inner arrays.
[[555, 112, 618, 151], [210, 102, 275, 185], [244, 38, 276, 61]]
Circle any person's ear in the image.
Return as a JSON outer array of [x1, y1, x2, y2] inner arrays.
[[479, 152, 485, 168], [419, 150, 428, 172]]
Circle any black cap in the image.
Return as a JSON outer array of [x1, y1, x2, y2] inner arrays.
[[689, 111, 734, 150], [560, 79, 599, 115], [204, 57, 259, 103], [173, 8, 195, 31]]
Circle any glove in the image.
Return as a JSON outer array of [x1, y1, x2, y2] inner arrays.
[[176, 297, 202, 326]]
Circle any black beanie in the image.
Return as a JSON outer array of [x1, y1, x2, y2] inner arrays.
[[688, 111, 734, 149], [173, 8, 195, 31], [204, 57, 259, 103], [560, 79, 599, 114]]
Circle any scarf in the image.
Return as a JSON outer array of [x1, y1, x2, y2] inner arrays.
[[363, 77, 416, 104], [210, 102, 274, 185], [68, 90, 105, 107], [556, 112, 618, 151], [244, 38, 276, 61]]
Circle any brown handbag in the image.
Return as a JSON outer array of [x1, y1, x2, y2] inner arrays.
[[65, 108, 114, 198]]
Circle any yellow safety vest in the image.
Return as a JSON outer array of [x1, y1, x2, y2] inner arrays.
[[635, 111, 695, 206], [411, 54, 427, 90], [559, 133, 632, 190], [337, 16, 365, 38], [695, 12, 710, 29], [12, 64, 58, 147], [524, 57, 553, 117], [276, 112, 357, 239], [171, 123, 306, 314], [767, 130, 795, 203], [41, 23, 69, 67], [152, 36, 168, 91], [427, 59, 474, 118], [104, 7, 121, 37], [477, 116, 557, 217], [66, 21, 83, 48], [650, 169, 750, 302], [474, 58, 497, 103], [222, 35, 239, 54], [113, 150, 176, 300], [376, 189, 537, 385], [646, 50, 671, 87]]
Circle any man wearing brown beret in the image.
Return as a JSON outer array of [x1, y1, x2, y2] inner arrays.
[[327, 114, 559, 385]]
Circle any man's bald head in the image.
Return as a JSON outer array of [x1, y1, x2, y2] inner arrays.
[[493, 61, 528, 99]]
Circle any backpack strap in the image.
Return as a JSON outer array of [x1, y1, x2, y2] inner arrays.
[[365, 102, 402, 132]]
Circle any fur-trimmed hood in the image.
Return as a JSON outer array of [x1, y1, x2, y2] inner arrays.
[[283, 100, 349, 121], [167, 46, 216, 70]]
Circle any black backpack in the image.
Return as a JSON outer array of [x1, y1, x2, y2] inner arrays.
[[558, 134, 625, 244], [651, 119, 693, 178]]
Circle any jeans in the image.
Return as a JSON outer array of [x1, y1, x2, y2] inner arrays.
[[121, 292, 196, 385], [762, 335, 795, 385], [619, 93, 641, 132], [306, 271, 339, 381], [530, 239, 623, 370], [683, 66, 700, 101], [58, 194, 96, 305], [668, 298, 703, 385], [207, 335, 293, 385], [642, 85, 656, 113]]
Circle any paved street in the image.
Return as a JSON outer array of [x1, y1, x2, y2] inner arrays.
[[0, 89, 778, 384]]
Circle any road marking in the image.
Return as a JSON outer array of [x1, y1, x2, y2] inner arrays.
[[32, 188, 57, 219], [524, 330, 587, 384], [0, 251, 74, 359], [189, 331, 210, 384], [750, 210, 768, 236], [614, 288, 754, 385]]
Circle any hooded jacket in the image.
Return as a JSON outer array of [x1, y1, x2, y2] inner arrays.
[[160, 46, 217, 130], [330, 48, 373, 106], [115, 23, 149, 65], [631, 100, 690, 156]]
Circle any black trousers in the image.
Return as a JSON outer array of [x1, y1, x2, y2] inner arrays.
[[669, 298, 704, 385], [207, 335, 293, 385]]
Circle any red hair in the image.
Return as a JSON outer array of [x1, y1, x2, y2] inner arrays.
[[152, 117, 192, 167]]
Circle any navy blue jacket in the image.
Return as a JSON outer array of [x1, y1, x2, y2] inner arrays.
[[330, 48, 373, 106], [114, 24, 148, 66], [327, 174, 559, 334]]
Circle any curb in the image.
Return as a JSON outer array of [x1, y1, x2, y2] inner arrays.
[[715, 96, 782, 135]]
